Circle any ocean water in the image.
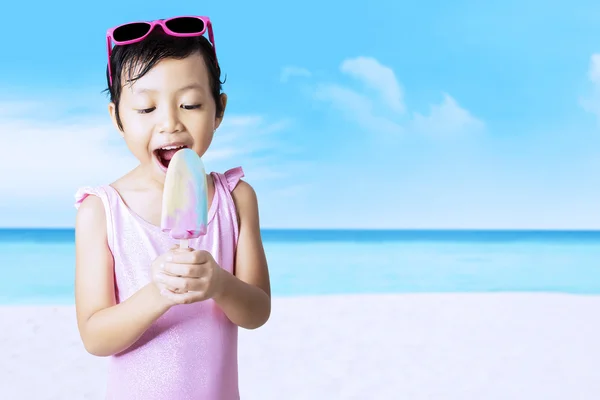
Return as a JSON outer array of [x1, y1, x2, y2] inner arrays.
[[0, 229, 599, 304]]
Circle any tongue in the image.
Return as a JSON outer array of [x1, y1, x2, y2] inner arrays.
[[161, 148, 180, 161]]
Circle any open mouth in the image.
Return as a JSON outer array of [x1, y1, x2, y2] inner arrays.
[[154, 144, 188, 170]]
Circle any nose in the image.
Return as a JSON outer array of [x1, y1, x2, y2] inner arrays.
[[157, 105, 183, 134]]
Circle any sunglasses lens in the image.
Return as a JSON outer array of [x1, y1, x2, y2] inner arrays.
[[165, 17, 205, 34], [113, 22, 152, 42]]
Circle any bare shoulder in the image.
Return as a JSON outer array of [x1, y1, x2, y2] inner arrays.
[[230, 179, 259, 224], [75, 194, 110, 265], [76, 195, 107, 234], [231, 179, 258, 205]]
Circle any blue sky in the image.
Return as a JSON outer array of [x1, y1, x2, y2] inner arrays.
[[1, 0, 599, 229]]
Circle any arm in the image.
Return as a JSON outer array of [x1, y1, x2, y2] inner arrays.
[[213, 180, 271, 329], [75, 196, 170, 357]]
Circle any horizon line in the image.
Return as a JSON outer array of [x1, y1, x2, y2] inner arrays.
[[1, 227, 599, 232]]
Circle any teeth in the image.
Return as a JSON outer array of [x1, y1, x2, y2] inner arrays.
[[161, 145, 185, 150]]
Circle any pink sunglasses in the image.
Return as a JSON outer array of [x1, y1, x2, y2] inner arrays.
[[106, 16, 217, 86]]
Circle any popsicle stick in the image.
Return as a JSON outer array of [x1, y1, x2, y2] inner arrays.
[[180, 239, 189, 249]]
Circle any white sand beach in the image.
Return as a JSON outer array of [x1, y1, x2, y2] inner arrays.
[[1, 293, 599, 400]]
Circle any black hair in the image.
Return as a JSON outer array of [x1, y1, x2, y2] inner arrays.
[[104, 29, 225, 131]]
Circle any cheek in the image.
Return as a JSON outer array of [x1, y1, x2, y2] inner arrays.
[[191, 120, 216, 153], [120, 114, 153, 159]]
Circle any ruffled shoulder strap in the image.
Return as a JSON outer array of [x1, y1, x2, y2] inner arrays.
[[210, 167, 245, 244], [75, 186, 108, 209], [223, 166, 244, 192]]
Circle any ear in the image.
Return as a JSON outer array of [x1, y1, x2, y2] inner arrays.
[[214, 93, 228, 131], [108, 102, 124, 137]]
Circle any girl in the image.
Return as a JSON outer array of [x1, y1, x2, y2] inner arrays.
[[74, 15, 271, 400]]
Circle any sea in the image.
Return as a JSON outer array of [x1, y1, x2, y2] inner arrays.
[[1, 229, 599, 304]]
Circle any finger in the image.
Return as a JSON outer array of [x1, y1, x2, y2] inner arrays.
[[167, 250, 211, 264], [160, 288, 206, 305], [161, 286, 186, 294], [156, 276, 182, 293], [163, 262, 202, 278], [157, 273, 201, 292]]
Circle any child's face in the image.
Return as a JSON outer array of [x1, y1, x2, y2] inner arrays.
[[109, 52, 226, 181]]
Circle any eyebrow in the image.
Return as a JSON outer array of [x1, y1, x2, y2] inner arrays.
[[132, 83, 206, 94]]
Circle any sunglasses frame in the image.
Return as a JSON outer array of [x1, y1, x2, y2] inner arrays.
[[106, 16, 217, 86]]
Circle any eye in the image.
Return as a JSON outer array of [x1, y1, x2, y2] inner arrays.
[[136, 107, 155, 114], [181, 104, 201, 110]]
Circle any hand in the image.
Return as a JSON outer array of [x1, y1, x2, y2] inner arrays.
[[150, 250, 178, 307], [155, 246, 225, 305]]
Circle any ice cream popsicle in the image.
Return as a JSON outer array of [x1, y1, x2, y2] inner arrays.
[[161, 148, 209, 249]]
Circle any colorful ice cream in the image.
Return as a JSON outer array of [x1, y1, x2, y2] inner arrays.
[[161, 148, 208, 248]]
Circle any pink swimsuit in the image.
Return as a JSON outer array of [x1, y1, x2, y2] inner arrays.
[[74, 167, 244, 400]]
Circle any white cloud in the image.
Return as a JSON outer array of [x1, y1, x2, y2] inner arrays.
[[205, 115, 287, 164], [412, 93, 484, 136], [0, 113, 134, 198], [280, 66, 312, 83], [588, 54, 600, 85], [314, 56, 483, 136], [0, 101, 42, 117], [0, 102, 288, 203], [580, 54, 600, 120], [314, 83, 403, 134], [340, 56, 405, 113]]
